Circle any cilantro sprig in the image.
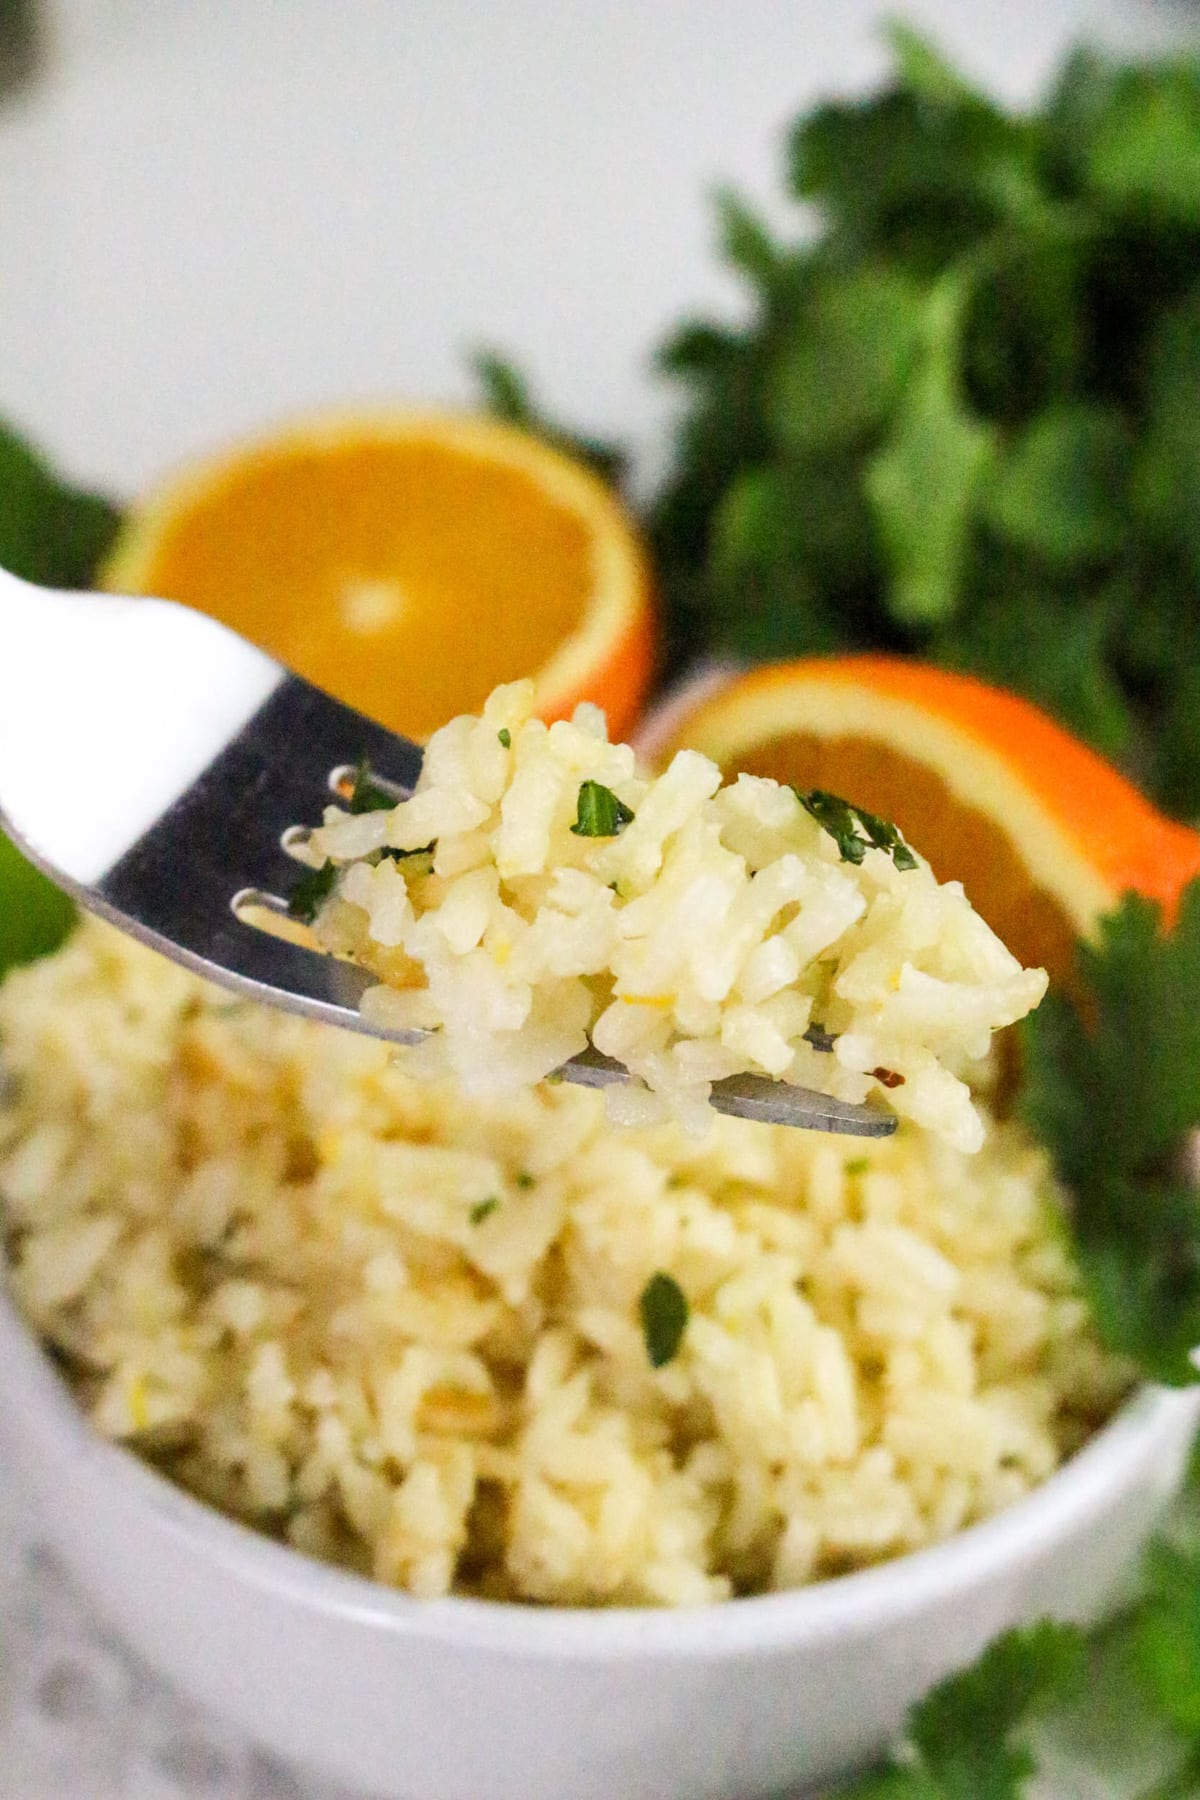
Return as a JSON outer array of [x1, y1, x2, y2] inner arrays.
[[1021, 881, 1200, 1386], [839, 1463, 1200, 1799], [481, 32, 1200, 817], [842, 1621, 1084, 1800]]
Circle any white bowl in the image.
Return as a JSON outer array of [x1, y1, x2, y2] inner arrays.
[[0, 1280, 1195, 1800]]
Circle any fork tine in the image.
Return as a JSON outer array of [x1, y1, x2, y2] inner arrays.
[[88, 673, 423, 1031]]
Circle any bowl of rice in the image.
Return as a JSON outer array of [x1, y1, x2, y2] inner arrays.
[[0, 917, 1196, 1800]]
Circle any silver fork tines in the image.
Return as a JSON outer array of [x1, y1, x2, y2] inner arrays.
[[0, 570, 895, 1138]]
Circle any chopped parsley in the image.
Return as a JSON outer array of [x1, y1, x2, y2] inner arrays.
[[287, 860, 338, 924], [378, 843, 436, 877], [498, 728, 512, 748], [469, 1197, 500, 1225], [570, 780, 635, 838], [803, 1022, 837, 1054], [639, 1272, 689, 1368], [794, 788, 918, 872], [348, 758, 397, 815], [514, 1171, 536, 1190], [845, 1157, 870, 1176]]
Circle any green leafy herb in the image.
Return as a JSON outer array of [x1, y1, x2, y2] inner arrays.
[[469, 1197, 500, 1226], [0, 417, 122, 590], [845, 1157, 870, 1176], [590, 31, 1200, 817], [497, 728, 512, 748], [348, 759, 396, 815], [287, 861, 339, 924], [795, 788, 918, 872], [570, 781, 635, 838], [0, 415, 125, 978], [514, 1171, 536, 1190], [378, 844, 436, 876], [1021, 880, 1200, 1385], [841, 1621, 1085, 1799], [639, 1272, 689, 1368], [0, 832, 76, 979]]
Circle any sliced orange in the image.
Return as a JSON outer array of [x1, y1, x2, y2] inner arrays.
[[650, 655, 1200, 985], [102, 410, 655, 744]]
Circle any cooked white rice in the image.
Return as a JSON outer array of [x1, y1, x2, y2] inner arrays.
[[306, 681, 1047, 1152], [0, 921, 1125, 1606]]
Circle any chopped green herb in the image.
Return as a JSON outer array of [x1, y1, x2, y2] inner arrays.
[[570, 780, 635, 838], [639, 1272, 689, 1368], [287, 860, 338, 924], [377, 844, 436, 876], [469, 1197, 500, 1225], [514, 1171, 536, 1190], [348, 759, 397, 815], [497, 728, 512, 748], [804, 1022, 837, 1054], [845, 1157, 870, 1176], [794, 788, 918, 872]]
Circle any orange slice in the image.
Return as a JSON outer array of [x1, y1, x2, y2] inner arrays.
[[102, 410, 655, 743], [650, 656, 1200, 985]]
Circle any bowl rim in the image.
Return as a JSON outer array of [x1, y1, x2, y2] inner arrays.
[[2, 1276, 1195, 1662]]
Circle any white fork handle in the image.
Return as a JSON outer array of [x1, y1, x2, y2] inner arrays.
[[0, 566, 282, 887]]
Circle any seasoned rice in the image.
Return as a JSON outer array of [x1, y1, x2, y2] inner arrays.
[[305, 681, 1048, 1151], [0, 921, 1125, 1605]]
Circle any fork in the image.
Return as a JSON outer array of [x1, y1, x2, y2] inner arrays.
[[0, 566, 894, 1137]]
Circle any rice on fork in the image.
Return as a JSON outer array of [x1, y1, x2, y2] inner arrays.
[[302, 681, 1046, 1150]]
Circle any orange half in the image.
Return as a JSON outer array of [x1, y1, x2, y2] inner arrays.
[[103, 410, 655, 743], [652, 656, 1200, 985]]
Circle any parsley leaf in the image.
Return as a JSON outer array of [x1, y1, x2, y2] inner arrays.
[[0, 830, 76, 978], [1021, 881, 1200, 1384], [0, 414, 124, 977], [570, 781, 635, 838], [639, 1273, 689, 1368], [865, 284, 997, 627], [795, 788, 917, 872], [0, 417, 122, 590], [498, 728, 512, 748], [347, 759, 396, 815], [842, 1622, 1085, 1800], [612, 32, 1200, 817], [287, 860, 339, 924], [469, 1197, 500, 1226]]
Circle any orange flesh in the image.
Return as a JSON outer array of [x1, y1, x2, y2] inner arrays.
[[142, 442, 599, 742], [735, 658, 1200, 923], [736, 732, 1081, 984]]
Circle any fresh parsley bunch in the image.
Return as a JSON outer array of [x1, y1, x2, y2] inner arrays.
[[643, 28, 1200, 817], [1021, 882, 1200, 1386]]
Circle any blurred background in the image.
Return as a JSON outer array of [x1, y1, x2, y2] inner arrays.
[[1, 0, 1196, 494]]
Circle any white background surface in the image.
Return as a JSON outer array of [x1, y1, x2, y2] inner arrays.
[[2, 3, 1199, 1795], [1, 0, 1197, 495]]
